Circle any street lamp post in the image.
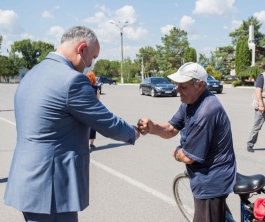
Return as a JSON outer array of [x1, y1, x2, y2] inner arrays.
[[110, 21, 129, 84]]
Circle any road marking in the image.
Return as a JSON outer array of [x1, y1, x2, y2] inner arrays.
[[91, 159, 176, 206], [0, 117, 16, 126], [0, 117, 176, 207]]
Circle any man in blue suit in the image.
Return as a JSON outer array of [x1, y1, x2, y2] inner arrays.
[[4, 26, 140, 222]]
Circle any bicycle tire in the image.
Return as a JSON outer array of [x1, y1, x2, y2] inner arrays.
[[173, 173, 194, 222]]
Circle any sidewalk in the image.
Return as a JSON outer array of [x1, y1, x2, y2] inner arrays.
[[223, 84, 255, 89]]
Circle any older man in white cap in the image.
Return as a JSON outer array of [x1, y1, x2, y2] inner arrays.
[[138, 62, 236, 222]]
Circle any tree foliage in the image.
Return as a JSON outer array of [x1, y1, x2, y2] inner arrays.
[[0, 35, 2, 53], [214, 45, 235, 76], [238, 65, 260, 79], [198, 53, 209, 68], [235, 40, 251, 78], [229, 16, 264, 46], [93, 59, 111, 77], [0, 55, 19, 80], [156, 27, 189, 72], [184, 47, 197, 63], [11, 39, 55, 69], [136, 46, 159, 78], [205, 65, 222, 80]]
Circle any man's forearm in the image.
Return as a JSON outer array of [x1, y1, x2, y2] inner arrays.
[[256, 88, 264, 107], [150, 122, 179, 139]]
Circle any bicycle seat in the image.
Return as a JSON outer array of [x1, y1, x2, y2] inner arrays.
[[233, 173, 265, 194]]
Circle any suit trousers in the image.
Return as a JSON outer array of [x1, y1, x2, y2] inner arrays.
[[23, 212, 78, 222], [247, 109, 265, 149]]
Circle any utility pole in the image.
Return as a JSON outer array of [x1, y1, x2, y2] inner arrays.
[[248, 24, 255, 66], [110, 21, 131, 84]]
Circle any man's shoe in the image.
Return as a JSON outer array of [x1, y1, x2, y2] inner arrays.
[[247, 147, 254, 152], [90, 144, 96, 148]]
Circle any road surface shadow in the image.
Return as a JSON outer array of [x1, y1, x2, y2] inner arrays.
[[89, 143, 130, 153], [0, 178, 8, 183], [0, 110, 14, 112]]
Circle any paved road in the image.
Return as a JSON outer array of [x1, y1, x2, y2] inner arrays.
[[0, 83, 264, 222]]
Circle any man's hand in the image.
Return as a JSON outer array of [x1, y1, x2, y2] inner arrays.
[[172, 147, 195, 164], [132, 125, 140, 140], [258, 105, 265, 114], [172, 146, 181, 162], [137, 118, 153, 135]]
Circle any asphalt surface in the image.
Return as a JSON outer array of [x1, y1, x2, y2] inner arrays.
[[0, 83, 264, 222]]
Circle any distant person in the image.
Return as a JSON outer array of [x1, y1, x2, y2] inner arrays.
[[247, 72, 265, 152], [86, 71, 100, 148], [4, 26, 140, 222], [138, 62, 236, 222]]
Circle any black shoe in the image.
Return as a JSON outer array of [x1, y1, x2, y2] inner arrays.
[[247, 147, 254, 152], [90, 144, 96, 148]]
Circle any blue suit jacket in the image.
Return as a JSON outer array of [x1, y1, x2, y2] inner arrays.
[[4, 53, 135, 213]]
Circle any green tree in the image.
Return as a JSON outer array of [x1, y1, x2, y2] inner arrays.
[[156, 27, 189, 72], [184, 47, 197, 63], [93, 59, 111, 77], [136, 46, 159, 78], [205, 65, 222, 80], [0, 55, 19, 82], [109, 60, 120, 77], [214, 45, 235, 76], [0, 35, 2, 53], [122, 57, 135, 82], [11, 39, 55, 69], [229, 16, 264, 46], [229, 16, 265, 78], [198, 53, 209, 68], [235, 40, 251, 79]]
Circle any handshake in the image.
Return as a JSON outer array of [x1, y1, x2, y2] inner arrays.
[[132, 118, 153, 140]]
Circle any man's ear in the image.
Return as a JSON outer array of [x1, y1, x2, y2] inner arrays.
[[198, 80, 204, 88], [77, 42, 88, 54]]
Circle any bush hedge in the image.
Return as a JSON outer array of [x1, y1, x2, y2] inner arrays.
[[232, 80, 242, 87]]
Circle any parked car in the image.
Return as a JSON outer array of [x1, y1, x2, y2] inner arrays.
[[139, 77, 177, 97], [97, 77, 116, 85], [207, 74, 223, 94], [96, 79, 103, 94]]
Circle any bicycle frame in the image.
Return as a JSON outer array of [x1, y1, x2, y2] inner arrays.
[[240, 200, 253, 222], [173, 171, 265, 222]]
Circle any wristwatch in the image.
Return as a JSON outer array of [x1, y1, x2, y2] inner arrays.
[[175, 147, 181, 162]]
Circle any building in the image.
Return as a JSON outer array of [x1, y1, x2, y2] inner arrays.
[[0, 67, 29, 83]]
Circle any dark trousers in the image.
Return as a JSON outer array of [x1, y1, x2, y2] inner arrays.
[[193, 195, 227, 222], [23, 212, 78, 222]]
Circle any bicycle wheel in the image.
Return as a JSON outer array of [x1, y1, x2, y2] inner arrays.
[[173, 173, 194, 222]]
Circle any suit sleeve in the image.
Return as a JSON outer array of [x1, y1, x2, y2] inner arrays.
[[66, 74, 136, 144]]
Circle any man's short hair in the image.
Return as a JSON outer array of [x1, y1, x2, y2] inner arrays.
[[61, 26, 97, 45]]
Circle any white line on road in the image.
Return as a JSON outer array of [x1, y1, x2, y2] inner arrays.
[[0, 117, 176, 207], [91, 159, 176, 206], [0, 117, 16, 126]]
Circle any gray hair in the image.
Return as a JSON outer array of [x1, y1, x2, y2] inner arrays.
[[192, 78, 207, 87], [61, 26, 97, 45]]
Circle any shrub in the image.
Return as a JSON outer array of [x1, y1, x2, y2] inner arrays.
[[232, 80, 242, 87]]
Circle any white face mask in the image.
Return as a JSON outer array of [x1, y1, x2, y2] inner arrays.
[[82, 58, 95, 75], [81, 48, 95, 75]]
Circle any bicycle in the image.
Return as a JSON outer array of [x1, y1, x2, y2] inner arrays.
[[173, 171, 265, 222]]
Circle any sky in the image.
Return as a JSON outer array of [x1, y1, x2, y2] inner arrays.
[[0, 0, 265, 61]]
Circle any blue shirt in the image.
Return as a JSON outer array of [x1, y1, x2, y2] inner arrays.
[[256, 74, 264, 89], [169, 89, 236, 199]]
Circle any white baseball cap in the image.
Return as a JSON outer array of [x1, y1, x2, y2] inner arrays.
[[168, 62, 208, 83]]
